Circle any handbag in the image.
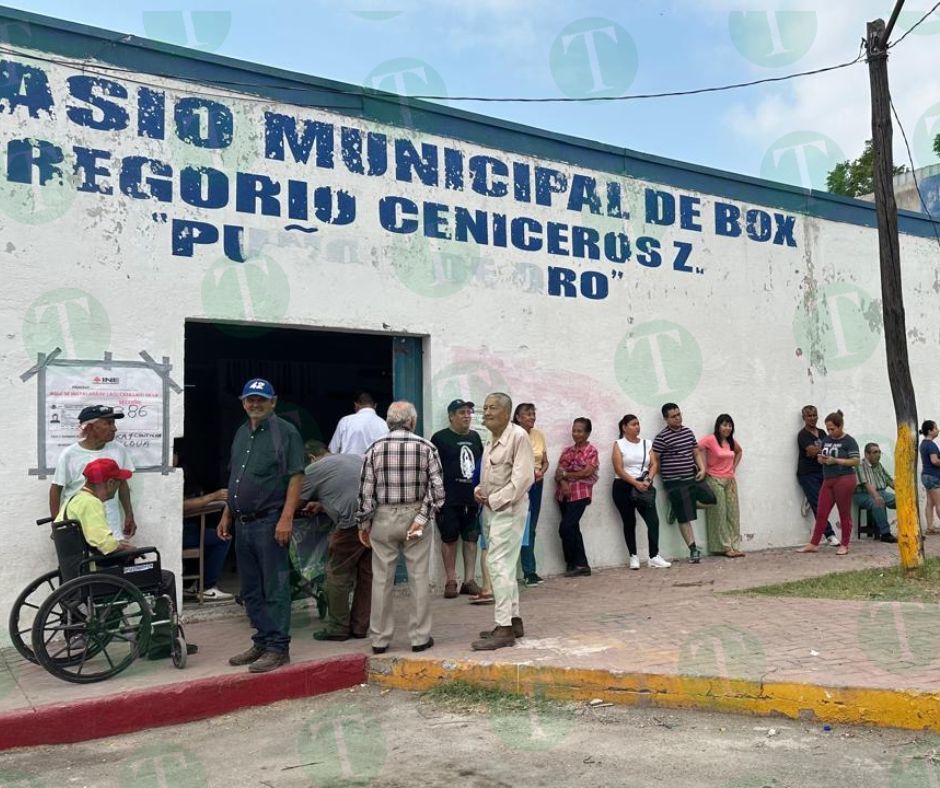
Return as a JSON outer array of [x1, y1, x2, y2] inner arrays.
[[630, 440, 657, 506]]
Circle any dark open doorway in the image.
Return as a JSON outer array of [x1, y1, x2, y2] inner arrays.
[[181, 321, 396, 494]]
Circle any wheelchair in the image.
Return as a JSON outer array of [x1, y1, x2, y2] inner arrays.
[[7, 516, 189, 684]]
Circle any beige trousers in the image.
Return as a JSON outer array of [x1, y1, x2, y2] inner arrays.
[[483, 499, 528, 627], [368, 503, 432, 648]]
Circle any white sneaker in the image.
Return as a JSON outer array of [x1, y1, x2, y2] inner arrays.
[[201, 587, 234, 601], [826, 535, 840, 546], [629, 555, 640, 570], [648, 555, 672, 569]]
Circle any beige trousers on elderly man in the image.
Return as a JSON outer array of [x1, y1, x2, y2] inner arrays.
[[484, 498, 528, 627], [369, 503, 432, 648]]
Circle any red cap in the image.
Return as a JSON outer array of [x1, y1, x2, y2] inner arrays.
[[83, 458, 133, 484]]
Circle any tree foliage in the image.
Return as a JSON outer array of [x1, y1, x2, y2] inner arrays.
[[826, 139, 907, 198], [934, 132, 940, 158]]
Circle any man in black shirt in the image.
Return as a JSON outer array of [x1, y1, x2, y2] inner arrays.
[[796, 405, 837, 545], [431, 399, 484, 598], [218, 378, 305, 673]]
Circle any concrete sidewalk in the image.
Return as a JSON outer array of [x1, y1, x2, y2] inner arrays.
[[3, 537, 939, 748]]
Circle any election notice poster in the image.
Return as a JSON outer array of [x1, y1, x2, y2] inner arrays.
[[45, 364, 163, 469]]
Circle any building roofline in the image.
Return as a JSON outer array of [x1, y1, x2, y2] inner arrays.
[[2, 4, 939, 239]]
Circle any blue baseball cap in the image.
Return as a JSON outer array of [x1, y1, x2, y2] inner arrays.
[[240, 378, 276, 399]]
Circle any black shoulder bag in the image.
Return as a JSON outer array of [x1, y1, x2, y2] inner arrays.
[[630, 440, 657, 506]]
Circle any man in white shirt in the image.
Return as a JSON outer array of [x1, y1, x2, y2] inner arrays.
[[329, 392, 388, 455], [49, 404, 137, 541]]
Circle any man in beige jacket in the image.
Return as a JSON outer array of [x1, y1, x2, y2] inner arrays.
[[471, 392, 534, 650]]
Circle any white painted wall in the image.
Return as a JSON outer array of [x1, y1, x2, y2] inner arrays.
[[1, 44, 938, 636]]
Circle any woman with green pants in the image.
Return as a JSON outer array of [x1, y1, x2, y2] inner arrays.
[[699, 414, 745, 557]]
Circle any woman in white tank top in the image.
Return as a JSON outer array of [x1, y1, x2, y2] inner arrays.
[[611, 414, 671, 570]]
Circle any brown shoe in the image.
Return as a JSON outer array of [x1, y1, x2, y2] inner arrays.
[[248, 650, 291, 673], [228, 645, 265, 666], [471, 625, 515, 651], [479, 617, 524, 639], [444, 581, 458, 599], [460, 580, 482, 596]]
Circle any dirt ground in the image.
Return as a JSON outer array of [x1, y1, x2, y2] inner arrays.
[[2, 685, 938, 787]]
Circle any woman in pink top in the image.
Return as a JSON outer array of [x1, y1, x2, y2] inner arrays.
[[699, 414, 744, 557], [555, 418, 599, 577]]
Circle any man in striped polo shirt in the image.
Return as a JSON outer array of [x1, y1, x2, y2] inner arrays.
[[650, 402, 715, 563]]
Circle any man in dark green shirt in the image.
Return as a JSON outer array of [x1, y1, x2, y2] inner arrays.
[[218, 378, 305, 673]]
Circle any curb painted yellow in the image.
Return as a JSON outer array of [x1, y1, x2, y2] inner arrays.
[[369, 657, 940, 732]]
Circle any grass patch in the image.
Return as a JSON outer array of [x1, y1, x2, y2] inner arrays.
[[420, 680, 571, 716], [740, 556, 940, 603]]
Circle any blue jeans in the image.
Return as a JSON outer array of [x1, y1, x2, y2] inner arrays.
[[853, 490, 896, 535], [183, 520, 231, 589], [235, 511, 291, 653], [797, 473, 835, 539], [520, 480, 543, 577]]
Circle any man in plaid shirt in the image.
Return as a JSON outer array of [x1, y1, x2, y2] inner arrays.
[[357, 400, 445, 654]]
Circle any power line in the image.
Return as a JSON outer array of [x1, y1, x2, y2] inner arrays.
[[888, 1, 940, 47], [0, 41, 866, 108], [889, 97, 940, 251]]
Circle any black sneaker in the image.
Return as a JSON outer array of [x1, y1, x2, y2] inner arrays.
[[880, 533, 898, 543], [689, 546, 702, 563], [524, 573, 544, 586]]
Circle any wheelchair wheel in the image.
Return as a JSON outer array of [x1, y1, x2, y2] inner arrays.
[[32, 574, 152, 684], [9, 570, 61, 664], [171, 625, 187, 670]]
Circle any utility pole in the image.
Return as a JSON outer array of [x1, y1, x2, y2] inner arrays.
[[865, 6, 924, 569]]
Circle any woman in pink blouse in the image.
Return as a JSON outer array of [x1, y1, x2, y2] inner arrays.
[[699, 414, 744, 557], [555, 418, 599, 577]]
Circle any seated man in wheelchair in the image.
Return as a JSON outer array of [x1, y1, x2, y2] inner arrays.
[[54, 457, 194, 657]]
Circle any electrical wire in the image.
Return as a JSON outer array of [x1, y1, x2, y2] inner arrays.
[[0, 40, 866, 107], [888, 1, 940, 48], [890, 97, 940, 251]]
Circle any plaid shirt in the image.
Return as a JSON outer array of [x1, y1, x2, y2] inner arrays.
[[556, 442, 599, 502], [356, 429, 445, 528], [855, 458, 894, 492]]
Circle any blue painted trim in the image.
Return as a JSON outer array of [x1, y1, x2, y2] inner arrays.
[[1, 5, 939, 240]]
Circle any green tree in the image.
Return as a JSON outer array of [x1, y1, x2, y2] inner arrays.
[[933, 132, 940, 158], [826, 138, 907, 197]]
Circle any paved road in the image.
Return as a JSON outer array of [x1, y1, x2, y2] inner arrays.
[[3, 686, 938, 787]]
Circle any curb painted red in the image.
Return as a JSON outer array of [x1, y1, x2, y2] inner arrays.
[[0, 653, 367, 751]]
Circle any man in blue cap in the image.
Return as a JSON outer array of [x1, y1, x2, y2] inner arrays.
[[218, 378, 305, 672]]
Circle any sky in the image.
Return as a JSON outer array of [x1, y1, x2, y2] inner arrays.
[[3, 0, 940, 192]]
